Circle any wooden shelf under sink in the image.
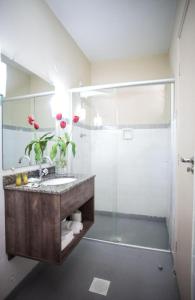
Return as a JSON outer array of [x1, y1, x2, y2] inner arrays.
[[5, 177, 95, 264], [61, 220, 93, 262]]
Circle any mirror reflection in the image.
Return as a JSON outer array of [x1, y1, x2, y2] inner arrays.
[[2, 55, 55, 170]]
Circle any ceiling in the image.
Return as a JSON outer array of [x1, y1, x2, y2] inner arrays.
[[45, 0, 177, 62]]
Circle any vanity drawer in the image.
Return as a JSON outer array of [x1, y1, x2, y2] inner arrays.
[[60, 178, 94, 219]]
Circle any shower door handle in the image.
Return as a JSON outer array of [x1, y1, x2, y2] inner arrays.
[[180, 156, 194, 174]]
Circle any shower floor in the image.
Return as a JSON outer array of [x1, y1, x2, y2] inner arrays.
[[86, 211, 170, 250]]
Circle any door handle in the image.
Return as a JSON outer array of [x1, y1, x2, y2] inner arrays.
[[181, 157, 194, 174], [180, 157, 194, 164]]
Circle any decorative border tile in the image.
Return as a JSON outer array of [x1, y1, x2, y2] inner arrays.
[[74, 123, 171, 130], [3, 124, 55, 132]]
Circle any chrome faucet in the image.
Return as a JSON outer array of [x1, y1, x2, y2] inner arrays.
[[18, 155, 31, 165], [43, 156, 53, 165], [39, 156, 53, 181]]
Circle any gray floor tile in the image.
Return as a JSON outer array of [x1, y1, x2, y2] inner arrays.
[[86, 213, 170, 249], [6, 239, 179, 300]]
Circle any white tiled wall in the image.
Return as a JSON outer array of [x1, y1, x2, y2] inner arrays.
[[91, 129, 118, 212], [71, 126, 91, 175], [72, 126, 171, 218], [117, 128, 171, 217]]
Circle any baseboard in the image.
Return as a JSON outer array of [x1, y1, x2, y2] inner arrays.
[[95, 210, 166, 223]]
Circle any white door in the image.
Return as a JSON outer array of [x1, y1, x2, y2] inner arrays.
[[192, 174, 195, 299], [175, 1, 195, 299]]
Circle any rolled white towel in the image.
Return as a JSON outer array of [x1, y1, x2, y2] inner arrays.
[[61, 229, 74, 250], [61, 229, 73, 239], [61, 218, 67, 228], [62, 221, 72, 230], [71, 221, 83, 234], [71, 210, 82, 222], [61, 235, 74, 250], [62, 221, 83, 234]]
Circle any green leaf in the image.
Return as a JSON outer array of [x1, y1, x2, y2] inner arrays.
[[64, 132, 70, 142], [39, 139, 49, 153], [25, 140, 36, 156], [59, 140, 67, 158], [34, 142, 42, 162], [50, 144, 58, 161], [24, 131, 55, 163], [40, 132, 52, 140], [27, 143, 33, 157], [25, 144, 29, 155], [70, 142, 76, 157], [44, 135, 54, 141]]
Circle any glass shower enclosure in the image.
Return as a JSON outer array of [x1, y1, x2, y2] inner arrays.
[[70, 79, 175, 251]]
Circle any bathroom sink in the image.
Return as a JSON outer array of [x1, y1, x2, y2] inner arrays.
[[41, 177, 77, 186], [28, 177, 41, 183]]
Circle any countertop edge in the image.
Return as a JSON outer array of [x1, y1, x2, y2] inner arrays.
[[4, 175, 95, 195]]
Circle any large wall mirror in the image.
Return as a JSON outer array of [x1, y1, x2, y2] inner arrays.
[[1, 54, 56, 170]]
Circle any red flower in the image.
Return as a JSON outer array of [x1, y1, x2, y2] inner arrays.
[[73, 115, 79, 123], [60, 120, 66, 128], [28, 115, 34, 125], [34, 122, 39, 130], [56, 113, 62, 120]]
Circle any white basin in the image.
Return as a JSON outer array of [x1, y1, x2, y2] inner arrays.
[[28, 177, 41, 183], [41, 177, 77, 186]]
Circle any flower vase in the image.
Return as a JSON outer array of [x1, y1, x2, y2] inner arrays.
[[55, 160, 67, 175]]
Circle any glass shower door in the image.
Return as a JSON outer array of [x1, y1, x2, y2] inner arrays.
[[71, 90, 118, 242], [71, 82, 172, 250], [114, 83, 172, 249], [90, 127, 118, 242]]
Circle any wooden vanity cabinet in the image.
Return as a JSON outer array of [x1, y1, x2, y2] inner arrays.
[[5, 177, 94, 264]]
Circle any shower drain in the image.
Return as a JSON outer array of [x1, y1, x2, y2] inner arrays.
[[89, 277, 111, 296]]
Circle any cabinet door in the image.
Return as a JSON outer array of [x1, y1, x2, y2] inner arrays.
[[5, 191, 61, 263]]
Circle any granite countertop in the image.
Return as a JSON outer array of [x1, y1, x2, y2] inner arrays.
[[4, 173, 95, 195]]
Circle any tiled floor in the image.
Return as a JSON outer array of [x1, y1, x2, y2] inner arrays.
[[86, 212, 170, 250], [7, 239, 179, 300]]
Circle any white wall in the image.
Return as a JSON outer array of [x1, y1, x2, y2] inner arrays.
[[0, 0, 90, 89], [91, 54, 172, 85], [169, 0, 195, 299], [192, 170, 195, 300], [0, 0, 90, 298]]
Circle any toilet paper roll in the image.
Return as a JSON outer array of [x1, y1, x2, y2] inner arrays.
[[71, 210, 82, 222]]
